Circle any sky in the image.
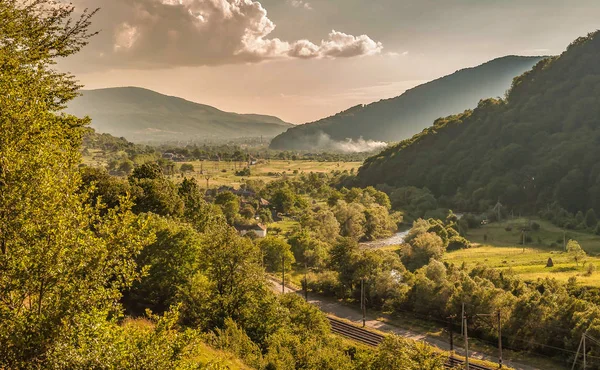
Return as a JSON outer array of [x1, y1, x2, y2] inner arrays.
[[63, 0, 600, 124]]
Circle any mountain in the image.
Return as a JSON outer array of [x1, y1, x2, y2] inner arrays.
[[356, 31, 600, 217], [66, 87, 292, 143], [269, 56, 545, 151]]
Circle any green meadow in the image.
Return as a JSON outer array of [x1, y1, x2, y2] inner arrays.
[[444, 218, 600, 286]]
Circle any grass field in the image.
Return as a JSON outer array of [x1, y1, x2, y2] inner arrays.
[[445, 218, 600, 286], [174, 160, 361, 188]]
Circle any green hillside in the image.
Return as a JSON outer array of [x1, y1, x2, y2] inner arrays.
[[270, 56, 544, 151], [66, 87, 292, 143], [357, 31, 600, 219]]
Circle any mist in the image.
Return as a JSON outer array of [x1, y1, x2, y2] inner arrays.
[[317, 133, 388, 153]]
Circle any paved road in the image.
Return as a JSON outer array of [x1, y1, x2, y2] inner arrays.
[[269, 278, 543, 370]]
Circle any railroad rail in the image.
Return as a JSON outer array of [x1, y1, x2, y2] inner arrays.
[[327, 317, 495, 370]]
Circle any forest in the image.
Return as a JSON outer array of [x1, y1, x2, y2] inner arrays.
[[0, 2, 449, 369], [357, 30, 600, 230]]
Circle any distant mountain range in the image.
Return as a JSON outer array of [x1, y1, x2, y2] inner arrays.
[[356, 31, 600, 215], [66, 87, 292, 143], [269, 56, 545, 151]]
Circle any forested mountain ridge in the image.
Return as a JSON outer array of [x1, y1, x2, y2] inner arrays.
[[357, 31, 600, 218], [66, 87, 292, 143], [269, 55, 544, 151]]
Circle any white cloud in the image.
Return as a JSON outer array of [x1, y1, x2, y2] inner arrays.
[[288, 0, 312, 10], [69, 0, 381, 69], [287, 31, 382, 59]]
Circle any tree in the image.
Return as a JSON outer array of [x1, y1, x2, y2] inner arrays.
[[257, 237, 295, 272], [180, 163, 195, 173], [123, 216, 202, 315], [0, 1, 151, 365], [240, 204, 256, 220], [334, 201, 367, 241], [214, 191, 240, 224], [567, 239, 587, 266], [586, 208, 598, 228], [401, 232, 445, 271]]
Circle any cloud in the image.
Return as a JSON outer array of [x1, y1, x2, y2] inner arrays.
[[68, 0, 382, 69], [288, 0, 312, 10]]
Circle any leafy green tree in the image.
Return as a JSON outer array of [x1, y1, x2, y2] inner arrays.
[[240, 204, 256, 220], [288, 231, 329, 269], [567, 239, 587, 266], [123, 216, 202, 315], [586, 208, 598, 228], [118, 159, 135, 175], [334, 201, 367, 241], [214, 191, 240, 224], [79, 166, 132, 210], [180, 163, 195, 173], [0, 2, 151, 365], [401, 232, 445, 271], [368, 336, 446, 370], [258, 237, 295, 272]]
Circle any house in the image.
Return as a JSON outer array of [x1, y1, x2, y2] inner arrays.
[[235, 224, 267, 238]]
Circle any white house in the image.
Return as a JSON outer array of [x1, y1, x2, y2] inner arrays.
[[236, 224, 267, 238]]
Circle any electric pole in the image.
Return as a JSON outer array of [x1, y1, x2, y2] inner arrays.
[[498, 310, 503, 368], [361, 279, 366, 327], [461, 302, 465, 336], [464, 313, 469, 370], [584, 332, 587, 369], [475, 310, 503, 368], [304, 262, 308, 301], [447, 315, 455, 353]]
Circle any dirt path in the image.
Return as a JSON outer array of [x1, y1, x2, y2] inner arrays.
[[268, 278, 552, 370]]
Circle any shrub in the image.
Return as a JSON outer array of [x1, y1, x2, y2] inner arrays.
[[235, 167, 251, 176], [531, 222, 540, 231], [307, 271, 342, 297], [447, 236, 471, 251]]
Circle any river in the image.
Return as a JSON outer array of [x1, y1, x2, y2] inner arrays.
[[359, 229, 410, 249]]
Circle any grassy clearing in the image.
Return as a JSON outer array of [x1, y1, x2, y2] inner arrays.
[[467, 217, 600, 254], [172, 160, 361, 188], [445, 217, 600, 286]]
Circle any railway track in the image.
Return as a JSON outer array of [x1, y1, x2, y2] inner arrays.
[[327, 317, 495, 370], [328, 317, 384, 346]]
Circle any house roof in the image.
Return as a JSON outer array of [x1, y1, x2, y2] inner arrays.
[[235, 223, 267, 231]]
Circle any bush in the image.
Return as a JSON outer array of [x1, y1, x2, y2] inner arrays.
[[235, 167, 251, 176], [531, 222, 540, 231], [307, 271, 342, 297], [446, 236, 470, 251]]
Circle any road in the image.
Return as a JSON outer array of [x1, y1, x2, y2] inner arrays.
[[269, 278, 545, 370]]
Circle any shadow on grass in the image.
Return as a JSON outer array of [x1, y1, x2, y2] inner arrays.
[[548, 266, 579, 272]]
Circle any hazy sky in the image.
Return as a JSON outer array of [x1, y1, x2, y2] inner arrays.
[[63, 0, 600, 123]]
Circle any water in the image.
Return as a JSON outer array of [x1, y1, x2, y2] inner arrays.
[[360, 229, 409, 249]]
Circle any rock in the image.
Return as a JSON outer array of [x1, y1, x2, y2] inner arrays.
[[546, 258, 554, 268]]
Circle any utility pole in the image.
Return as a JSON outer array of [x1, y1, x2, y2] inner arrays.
[[498, 310, 503, 368], [447, 315, 455, 353], [584, 331, 587, 370], [475, 310, 503, 368], [461, 302, 465, 336], [304, 262, 308, 301], [361, 279, 366, 327], [572, 332, 586, 370], [464, 313, 469, 370]]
